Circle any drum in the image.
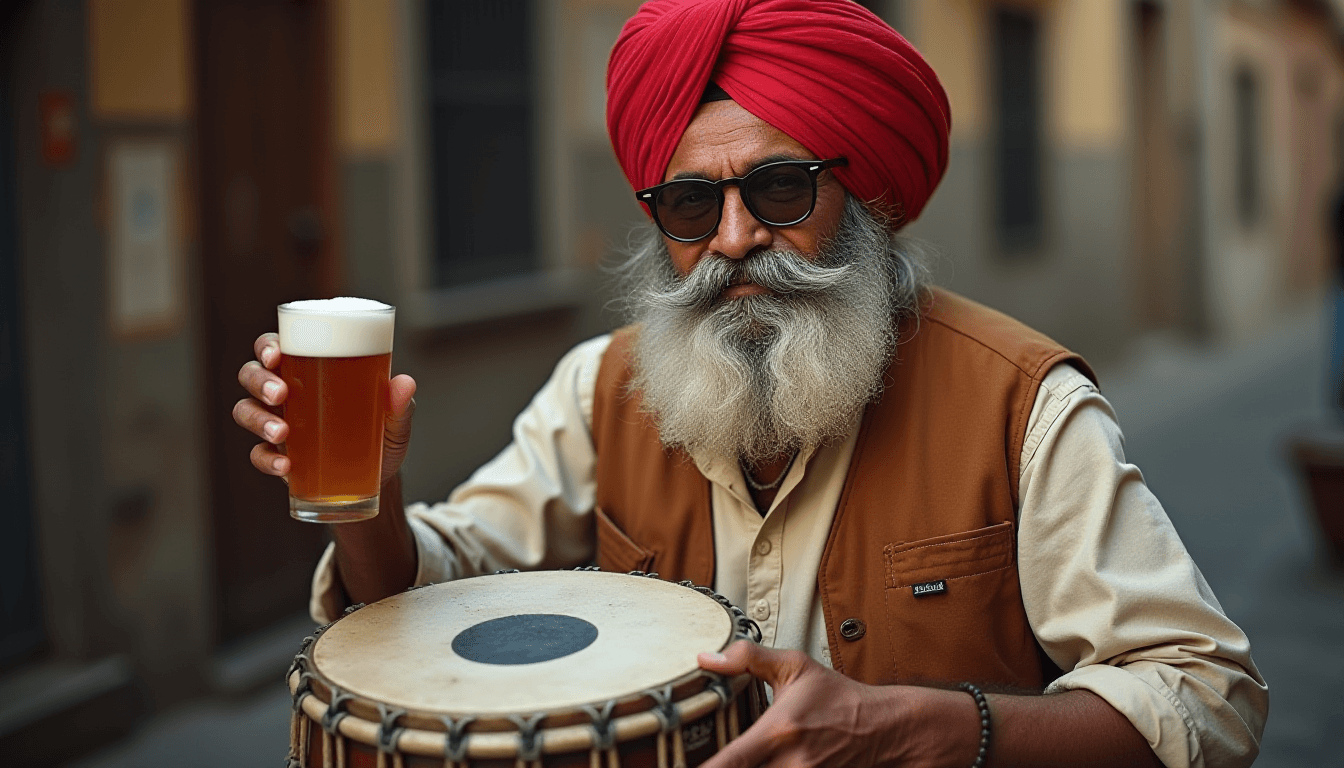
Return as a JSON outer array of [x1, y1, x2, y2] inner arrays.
[[285, 568, 765, 768]]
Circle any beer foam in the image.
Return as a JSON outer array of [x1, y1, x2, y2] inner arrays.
[[278, 298, 394, 357]]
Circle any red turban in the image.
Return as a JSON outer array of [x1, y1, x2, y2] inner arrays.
[[607, 0, 951, 228]]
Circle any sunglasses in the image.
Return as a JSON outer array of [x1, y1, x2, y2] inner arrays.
[[635, 158, 848, 242]]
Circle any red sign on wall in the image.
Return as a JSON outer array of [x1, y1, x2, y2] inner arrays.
[[40, 90, 76, 166]]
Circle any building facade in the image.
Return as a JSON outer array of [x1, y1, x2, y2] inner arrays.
[[1, 0, 1339, 762]]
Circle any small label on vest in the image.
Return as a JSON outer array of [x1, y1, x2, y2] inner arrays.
[[912, 580, 947, 598]]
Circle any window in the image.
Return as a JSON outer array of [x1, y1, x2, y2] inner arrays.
[[426, 1, 535, 287], [854, 1, 905, 32], [1233, 65, 1260, 228], [992, 6, 1043, 249]]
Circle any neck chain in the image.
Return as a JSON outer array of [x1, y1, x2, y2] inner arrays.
[[740, 451, 799, 492]]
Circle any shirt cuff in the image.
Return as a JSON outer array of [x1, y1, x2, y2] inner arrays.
[[1047, 660, 1262, 768], [1048, 663, 1197, 768], [308, 541, 342, 625], [306, 507, 464, 625], [407, 502, 462, 586]]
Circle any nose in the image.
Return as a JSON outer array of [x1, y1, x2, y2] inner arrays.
[[706, 187, 772, 259]]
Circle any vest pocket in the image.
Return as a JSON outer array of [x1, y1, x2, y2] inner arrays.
[[595, 506, 656, 574], [881, 521, 1039, 688]]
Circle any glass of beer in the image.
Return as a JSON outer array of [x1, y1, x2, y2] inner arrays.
[[277, 298, 395, 523]]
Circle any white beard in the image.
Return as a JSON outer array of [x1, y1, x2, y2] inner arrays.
[[615, 196, 930, 466]]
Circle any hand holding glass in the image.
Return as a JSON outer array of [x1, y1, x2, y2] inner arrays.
[[277, 298, 394, 523]]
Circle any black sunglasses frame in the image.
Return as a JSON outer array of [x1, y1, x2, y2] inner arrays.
[[635, 157, 849, 243]]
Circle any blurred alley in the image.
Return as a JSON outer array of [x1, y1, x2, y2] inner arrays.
[[2, 0, 1342, 765]]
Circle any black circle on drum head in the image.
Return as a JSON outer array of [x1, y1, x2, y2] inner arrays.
[[451, 614, 599, 665]]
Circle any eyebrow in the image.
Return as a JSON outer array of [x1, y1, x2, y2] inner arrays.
[[670, 153, 812, 181]]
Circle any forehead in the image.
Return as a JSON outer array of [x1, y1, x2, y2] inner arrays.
[[663, 100, 817, 182]]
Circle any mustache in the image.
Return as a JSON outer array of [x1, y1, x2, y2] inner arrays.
[[638, 250, 856, 312]]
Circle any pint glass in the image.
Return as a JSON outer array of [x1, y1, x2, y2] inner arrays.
[[277, 298, 394, 523]]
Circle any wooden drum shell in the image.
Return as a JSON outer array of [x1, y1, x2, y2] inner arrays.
[[288, 675, 762, 768], [284, 570, 766, 768]]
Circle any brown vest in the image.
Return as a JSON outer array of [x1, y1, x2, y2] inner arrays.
[[591, 288, 1094, 689]]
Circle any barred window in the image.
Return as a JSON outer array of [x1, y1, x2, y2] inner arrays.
[[426, 0, 536, 287], [993, 6, 1043, 250]]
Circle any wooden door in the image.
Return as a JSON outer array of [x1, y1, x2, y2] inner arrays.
[[197, 0, 339, 642], [0, 24, 44, 671], [1132, 1, 1186, 330]]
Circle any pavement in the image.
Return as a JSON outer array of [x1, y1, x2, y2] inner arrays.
[[70, 302, 1343, 767]]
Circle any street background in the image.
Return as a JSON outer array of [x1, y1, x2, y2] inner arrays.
[[1, 0, 1341, 765], [65, 303, 1344, 768]]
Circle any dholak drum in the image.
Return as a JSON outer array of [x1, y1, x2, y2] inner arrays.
[[285, 569, 765, 768]]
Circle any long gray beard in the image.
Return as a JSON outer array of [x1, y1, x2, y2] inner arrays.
[[613, 196, 931, 466]]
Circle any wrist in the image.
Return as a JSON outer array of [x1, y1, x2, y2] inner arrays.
[[956, 683, 991, 768], [881, 685, 985, 768]]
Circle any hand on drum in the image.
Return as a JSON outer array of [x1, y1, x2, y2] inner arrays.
[[233, 332, 418, 486], [697, 641, 981, 768]]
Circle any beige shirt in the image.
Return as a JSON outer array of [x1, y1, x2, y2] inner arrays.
[[310, 333, 1268, 768]]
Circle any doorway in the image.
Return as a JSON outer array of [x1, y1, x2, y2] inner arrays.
[[0, 16, 43, 672], [196, 0, 339, 642]]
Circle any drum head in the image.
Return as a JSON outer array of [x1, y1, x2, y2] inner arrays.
[[312, 571, 736, 716]]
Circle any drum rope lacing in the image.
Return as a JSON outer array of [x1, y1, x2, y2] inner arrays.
[[376, 702, 409, 755], [322, 689, 356, 735], [579, 699, 617, 751], [322, 689, 356, 768], [645, 683, 687, 768], [287, 568, 765, 768], [508, 712, 547, 763], [439, 714, 476, 764], [287, 623, 330, 768]]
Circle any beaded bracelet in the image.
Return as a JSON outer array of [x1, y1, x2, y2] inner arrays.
[[958, 682, 991, 768]]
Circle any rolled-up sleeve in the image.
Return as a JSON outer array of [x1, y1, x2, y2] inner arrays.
[[1017, 365, 1269, 768], [309, 334, 612, 623]]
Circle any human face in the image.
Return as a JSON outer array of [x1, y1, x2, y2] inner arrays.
[[661, 101, 847, 299]]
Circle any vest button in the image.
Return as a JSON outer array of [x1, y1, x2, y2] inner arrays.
[[839, 618, 866, 641]]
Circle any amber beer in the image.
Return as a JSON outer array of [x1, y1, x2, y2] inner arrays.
[[277, 298, 395, 522]]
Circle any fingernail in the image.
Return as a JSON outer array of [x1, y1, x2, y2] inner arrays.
[[263, 382, 280, 402], [272, 457, 286, 473], [700, 652, 726, 663], [263, 421, 280, 441]]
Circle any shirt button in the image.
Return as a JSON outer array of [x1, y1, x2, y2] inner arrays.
[[755, 540, 772, 556], [752, 599, 771, 621]]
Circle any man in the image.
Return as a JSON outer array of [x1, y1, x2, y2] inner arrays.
[[233, 1, 1266, 766]]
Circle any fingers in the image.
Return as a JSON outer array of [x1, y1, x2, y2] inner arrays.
[[699, 717, 781, 768], [238, 359, 286, 408], [381, 376, 417, 486], [241, 333, 288, 484], [233, 397, 288, 443], [699, 641, 810, 689], [695, 642, 812, 768], [389, 374, 417, 420], [696, 644, 829, 768], [253, 333, 281, 370], [249, 441, 290, 477], [385, 376, 417, 447], [698, 639, 756, 675]]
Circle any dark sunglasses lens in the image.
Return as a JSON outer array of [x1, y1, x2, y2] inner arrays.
[[745, 165, 815, 225], [656, 181, 720, 240]]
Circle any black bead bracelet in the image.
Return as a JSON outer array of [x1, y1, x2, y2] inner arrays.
[[958, 682, 991, 768]]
